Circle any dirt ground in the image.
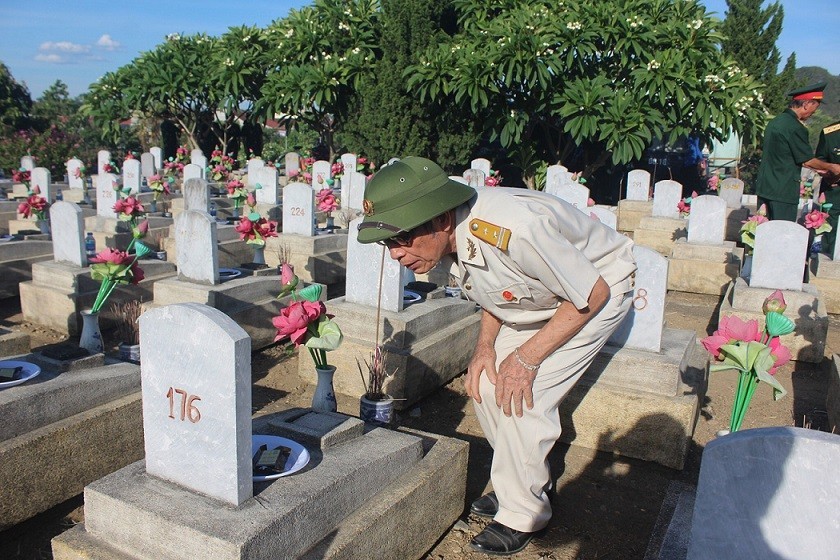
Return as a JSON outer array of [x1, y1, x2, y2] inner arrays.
[[0, 291, 835, 560]]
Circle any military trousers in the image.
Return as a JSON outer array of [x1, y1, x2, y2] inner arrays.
[[473, 289, 632, 533]]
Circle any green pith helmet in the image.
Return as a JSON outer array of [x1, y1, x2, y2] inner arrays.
[[356, 156, 476, 244]]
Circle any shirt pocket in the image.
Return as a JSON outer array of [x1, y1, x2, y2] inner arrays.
[[486, 282, 537, 308]]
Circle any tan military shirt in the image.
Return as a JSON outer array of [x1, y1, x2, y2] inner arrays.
[[446, 188, 635, 325]]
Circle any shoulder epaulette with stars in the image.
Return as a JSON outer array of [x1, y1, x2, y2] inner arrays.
[[469, 218, 510, 251], [824, 123, 840, 135]]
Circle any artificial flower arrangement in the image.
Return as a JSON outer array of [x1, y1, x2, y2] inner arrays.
[[226, 178, 249, 216], [707, 172, 720, 192], [803, 193, 832, 235], [315, 187, 340, 225], [272, 263, 343, 369], [72, 161, 87, 181], [288, 155, 315, 184], [88, 221, 151, 314], [147, 174, 173, 203], [485, 169, 503, 187], [208, 149, 236, 182], [113, 195, 148, 238], [739, 204, 769, 255], [234, 192, 278, 246], [701, 290, 792, 433], [17, 184, 48, 221], [103, 159, 120, 174], [677, 191, 698, 217], [12, 168, 31, 188], [800, 171, 816, 200]]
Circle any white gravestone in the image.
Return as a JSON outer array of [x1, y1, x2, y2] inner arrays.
[[588, 206, 618, 230], [150, 147, 162, 170], [97, 150, 111, 175], [123, 159, 142, 195], [463, 169, 485, 188], [450, 175, 469, 185], [176, 210, 219, 284], [192, 154, 207, 175], [141, 152, 157, 178], [140, 303, 252, 507], [341, 153, 357, 173], [285, 152, 301, 177], [183, 178, 210, 213], [545, 164, 570, 196], [282, 182, 315, 236], [834, 235, 840, 262], [556, 182, 590, 211], [183, 163, 203, 184], [66, 158, 84, 190], [190, 149, 204, 164], [311, 160, 331, 188], [95, 173, 118, 218], [246, 158, 265, 187], [687, 195, 726, 245], [346, 171, 366, 211], [20, 155, 34, 171], [609, 245, 667, 353], [626, 169, 651, 201], [718, 178, 744, 209], [254, 166, 279, 205], [751, 221, 808, 291], [31, 167, 51, 201], [471, 158, 491, 177], [345, 216, 405, 312], [652, 180, 683, 218], [50, 201, 86, 267]]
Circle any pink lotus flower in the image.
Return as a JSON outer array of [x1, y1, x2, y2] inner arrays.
[[762, 290, 787, 314], [31, 185, 41, 195], [302, 172, 312, 183], [235, 217, 257, 242], [281, 263, 295, 286], [256, 219, 278, 239], [331, 162, 344, 176], [743, 213, 769, 226], [589, 212, 601, 222], [757, 204, 768, 216], [587, 197, 595, 207], [701, 315, 762, 359], [708, 175, 719, 191], [89, 247, 132, 266], [677, 199, 691, 214], [288, 169, 300, 178], [272, 300, 325, 345], [246, 192, 256, 207], [804, 209, 828, 230], [484, 176, 501, 186], [114, 196, 144, 217], [73, 167, 82, 179], [819, 193, 827, 205], [315, 188, 338, 213], [226, 179, 245, 195], [17, 194, 48, 218], [767, 336, 791, 374]]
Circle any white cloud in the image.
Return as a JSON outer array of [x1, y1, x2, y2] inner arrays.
[[39, 41, 90, 54], [96, 34, 120, 51], [34, 53, 64, 63]]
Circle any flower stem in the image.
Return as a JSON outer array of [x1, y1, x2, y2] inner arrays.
[[730, 370, 745, 432], [734, 374, 760, 431]]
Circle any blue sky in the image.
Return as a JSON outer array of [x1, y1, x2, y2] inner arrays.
[[1, 0, 838, 99]]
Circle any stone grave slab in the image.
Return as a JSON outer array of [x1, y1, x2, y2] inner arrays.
[[686, 427, 840, 560], [345, 170, 366, 211], [97, 150, 110, 175], [141, 152, 156, 178], [246, 157, 265, 187], [175, 210, 219, 284], [610, 246, 667, 353], [720, 277, 827, 363], [463, 168, 485, 188], [626, 169, 651, 201], [285, 152, 301, 177], [588, 206, 617, 230], [253, 166, 279, 205], [190, 148, 204, 164], [31, 167, 52, 202], [123, 159, 141, 194], [750, 220, 808, 291], [0, 239, 53, 299], [340, 152, 357, 172], [545, 164, 570, 195], [141, 304, 252, 505], [51, 201, 86, 266], [652, 180, 682, 218], [633, 215, 688, 256], [95, 173, 118, 218], [0, 360, 142, 529], [183, 178, 210, 213], [718, 178, 744, 208], [555, 181, 589, 211], [20, 155, 34, 171], [345, 216, 404, 312], [312, 160, 331, 188], [150, 147, 162, 170], [668, 239, 742, 295], [687, 195, 725, 245], [66, 158, 84, 190], [183, 163, 203, 183], [617, 199, 653, 233], [471, 158, 491, 176], [282, 181, 315, 236]]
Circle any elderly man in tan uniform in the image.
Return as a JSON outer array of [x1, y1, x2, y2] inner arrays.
[[358, 157, 636, 556]]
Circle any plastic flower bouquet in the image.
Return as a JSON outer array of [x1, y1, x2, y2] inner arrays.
[[485, 169, 503, 187], [235, 213, 278, 246], [12, 168, 31, 188], [803, 193, 833, 235], [701, 290, 793, 432], [147, 174, 172, 202], [17, 185, 48, 220], [677, 191, 698, 217], [226, 179, 248, 211], [288, 156, 314, 184], [272, 280, 342, 368], [88, 246, 150, 313], [208, 149, 236, 182], [315, 188, 339, 214], [740, 204, 769, 254]]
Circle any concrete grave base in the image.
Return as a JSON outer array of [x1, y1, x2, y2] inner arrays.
[[163, 222, 258, 269], [84, 215, 173, 252], [559, 328, 704, 470], [298, 296, 481, 409], [0, 200, 21, 234], [151, 275, 312, 350], [8, 218, 48, 235], [720, 277, 827, 363], [0, 359, 142, 529], [61, 189, 87, 204], [52, 412, 468, 560], [828, 355, 840, 434], [809, 253, 840, 314], [667, 239, 743, 295], [617, 199, 652, 234], [633, 216, 688, 256], [0, 327, 29, 357], [0, 239, 53, 298], [20, 259, 177, 335], [266, 233, 348, 288]]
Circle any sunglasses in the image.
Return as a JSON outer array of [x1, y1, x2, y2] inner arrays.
[[375, 224, 425, 248]]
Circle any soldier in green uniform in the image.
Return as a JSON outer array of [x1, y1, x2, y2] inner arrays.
[[817, 119, 840, 255], [755, 82, 840, 221]]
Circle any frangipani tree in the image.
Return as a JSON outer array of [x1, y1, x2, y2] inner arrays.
[[405, 0, 767, 186], [259, 0, 381, 160]]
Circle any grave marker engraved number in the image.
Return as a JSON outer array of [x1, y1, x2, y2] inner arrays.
[[166, 387, 202, 423]]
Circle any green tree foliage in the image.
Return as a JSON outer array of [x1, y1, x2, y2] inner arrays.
[[0, 61, 32, 131], [405, 0, 766, 185], [340, 0, 480, 169], [259, 0, 381, 160], [719, 0, 795, 115]]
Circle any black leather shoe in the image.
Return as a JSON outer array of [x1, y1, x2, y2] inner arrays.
[[470, 491, 499, 518], [469, 521, 535, 556]]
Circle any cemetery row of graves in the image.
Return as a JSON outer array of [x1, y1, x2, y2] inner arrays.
[[0, 147, 838, 559]]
